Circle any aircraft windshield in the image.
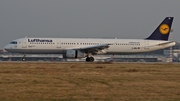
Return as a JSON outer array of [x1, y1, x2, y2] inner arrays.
[[10, 41, 17, 44]]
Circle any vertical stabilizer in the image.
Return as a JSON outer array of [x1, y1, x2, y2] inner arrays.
[[146, 17, 174, 40]]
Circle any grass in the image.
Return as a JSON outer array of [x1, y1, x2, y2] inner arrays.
[[0, 62, 180, 101]]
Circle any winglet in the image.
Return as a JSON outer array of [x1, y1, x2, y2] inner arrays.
[[146, 17, 174, 41]]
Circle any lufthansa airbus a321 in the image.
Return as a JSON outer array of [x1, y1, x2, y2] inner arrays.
[[4, 17, 176, 62]]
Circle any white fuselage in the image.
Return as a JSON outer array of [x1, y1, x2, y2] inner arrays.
[[4, 37, 176, 55]]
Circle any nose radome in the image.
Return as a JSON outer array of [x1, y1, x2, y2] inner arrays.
[[4, 44, 11, 51]]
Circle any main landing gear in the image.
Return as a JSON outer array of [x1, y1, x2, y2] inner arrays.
[[86, 57, 94, 62]]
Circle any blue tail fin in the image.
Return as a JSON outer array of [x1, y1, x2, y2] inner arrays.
[[146, 17, 174, 41]]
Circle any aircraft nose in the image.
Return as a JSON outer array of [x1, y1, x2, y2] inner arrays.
[[4, 44, 11, 51]]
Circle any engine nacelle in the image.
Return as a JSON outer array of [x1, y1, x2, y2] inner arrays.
[[65, 50, 86, 58]]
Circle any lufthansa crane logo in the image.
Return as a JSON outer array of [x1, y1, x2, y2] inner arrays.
[[159, 24, 170, 35]]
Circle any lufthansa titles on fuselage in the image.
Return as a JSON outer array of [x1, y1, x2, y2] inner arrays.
[[28, 39, 53, 43]]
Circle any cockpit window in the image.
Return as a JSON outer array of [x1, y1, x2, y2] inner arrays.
[[10, 41, 17, 44]]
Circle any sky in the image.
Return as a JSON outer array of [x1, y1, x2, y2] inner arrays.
[[0, 0, 180, 48]]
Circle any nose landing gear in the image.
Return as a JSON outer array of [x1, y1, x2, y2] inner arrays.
[[22, 54, 26, 61]]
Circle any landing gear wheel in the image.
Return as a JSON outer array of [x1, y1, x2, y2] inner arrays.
[[90, 57, 94, 62], [86, 57, 94, 62], [86, 57, 90, 62], [22, 58, 26, 61]]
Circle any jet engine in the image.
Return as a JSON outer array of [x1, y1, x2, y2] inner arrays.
[[65, 50, 86, 58]]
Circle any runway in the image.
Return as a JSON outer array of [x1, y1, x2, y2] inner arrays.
[[0, 61, 180, 64]]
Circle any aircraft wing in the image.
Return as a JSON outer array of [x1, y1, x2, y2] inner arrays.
[[72, 44, 111, 55]]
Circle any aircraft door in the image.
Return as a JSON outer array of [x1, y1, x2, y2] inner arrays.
[[22, 39, 27, 48], [56, 40, 61, 48], [144, 41, 149, 50], [99, 41, 104, 45]]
